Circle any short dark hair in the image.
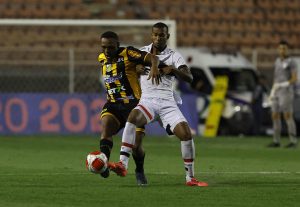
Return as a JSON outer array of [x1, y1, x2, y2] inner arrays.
[[153, 22, 168, 33], [279, 39, 289, 46], [100, 31, 119, 41]]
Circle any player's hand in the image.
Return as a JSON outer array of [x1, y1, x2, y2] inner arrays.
[[160, 66, 174, 75], [268, 85, 277, 105], [276, 81, 290, 89], [272, 84, 280, 91], [136, 64, 145, 75], [148, 66, 161, 85]]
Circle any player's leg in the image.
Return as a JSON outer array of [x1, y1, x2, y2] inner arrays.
[[99, 114, 120, 177], [270, 112, 281, 147], [111, 101, 154, 177], [283, 112, 297, 147], [269, 97, 281, 147], [119, 109, 148, 169], [133, 129, 148, 185], [282, 95, 297, 147], [160, 103, 207, 186], [173, 122, 208, 187]]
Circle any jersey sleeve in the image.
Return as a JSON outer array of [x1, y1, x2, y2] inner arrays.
[[126, 46, 148, 64], [290, 58, 298, 73], [173, 51, 187, 69]]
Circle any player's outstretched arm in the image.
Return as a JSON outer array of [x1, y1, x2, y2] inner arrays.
[[161, 65, 193, 83]]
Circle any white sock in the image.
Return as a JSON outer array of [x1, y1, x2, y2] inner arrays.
[[181, 139, 195, 181], [120, 122, 136, 169], [286, 117, 297, 144], [273, 118, 281, 143]]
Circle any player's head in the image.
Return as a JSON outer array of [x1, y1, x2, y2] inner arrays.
[[151, 22, 170, 51], [100, 31, 120, 58], [278, 40, 289, 58]]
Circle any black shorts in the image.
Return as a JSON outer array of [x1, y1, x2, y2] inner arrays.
[[100, 100, 145, 132]]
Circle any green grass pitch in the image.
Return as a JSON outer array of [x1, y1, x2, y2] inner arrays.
[[0, 135, 299, 207]]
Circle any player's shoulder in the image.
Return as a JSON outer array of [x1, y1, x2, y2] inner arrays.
[[98, 53, 106, 62], [126, 45, 138, 50], [274, 57, 280, 64], [288, 57, 298, 67], [166, 48, 185, 63], [165, 47, 182, 57], [125, 46, 144, 54], [124, 46, 145, 59], [139, 44, 152, 52]]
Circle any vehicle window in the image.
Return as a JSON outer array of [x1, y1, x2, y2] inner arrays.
[[190, 67, 212, 94], [210, 67, 257, 92]]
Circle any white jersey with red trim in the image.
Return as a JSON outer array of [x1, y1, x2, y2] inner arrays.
[[139, 43, 186, 100]]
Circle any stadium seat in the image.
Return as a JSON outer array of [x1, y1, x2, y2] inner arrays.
[[229, 21, 244, 33], [0, 0, 300, 74]]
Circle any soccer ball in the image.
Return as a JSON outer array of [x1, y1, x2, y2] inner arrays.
[[86, 151, 108, 174]]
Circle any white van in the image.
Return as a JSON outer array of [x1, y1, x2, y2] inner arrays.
[[178, 48, 271, 135]]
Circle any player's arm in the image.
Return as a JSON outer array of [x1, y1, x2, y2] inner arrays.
[[160, 65, 193, 83], [289, 70, 297, 84], [274, 62, 298, 89], [144, 53, 161, 85], [127, 46, 161, 85]]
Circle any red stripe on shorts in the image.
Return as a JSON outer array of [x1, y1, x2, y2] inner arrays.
[[137, 104, 153, 120]]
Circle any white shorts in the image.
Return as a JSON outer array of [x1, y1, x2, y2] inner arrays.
[[135, 97, 187, 133], [271, 93, 294, 113]]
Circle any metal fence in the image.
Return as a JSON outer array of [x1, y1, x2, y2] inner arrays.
[[0, 47, 102, 93]]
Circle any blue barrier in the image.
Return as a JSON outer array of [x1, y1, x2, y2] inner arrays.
[[0, 93, 198, 135]]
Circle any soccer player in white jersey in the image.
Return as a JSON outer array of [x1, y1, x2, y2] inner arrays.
[[268, 40, 298, 148], [109, 22, 208, 187]]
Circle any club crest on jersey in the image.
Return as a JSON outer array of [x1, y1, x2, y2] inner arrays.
[[128, 50, 141, 58], [106, 64, 112, 72]]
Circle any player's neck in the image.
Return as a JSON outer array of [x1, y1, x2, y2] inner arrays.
[[280, 55, 288, 60], [151, 45, 167, 55]]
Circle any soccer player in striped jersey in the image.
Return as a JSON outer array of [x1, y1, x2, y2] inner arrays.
[[110, 23, 208, 187], [98, 31, 160, 178], [268, 40, 298, 148]]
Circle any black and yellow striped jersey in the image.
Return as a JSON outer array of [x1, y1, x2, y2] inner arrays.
[[98, 46, 148, 103]]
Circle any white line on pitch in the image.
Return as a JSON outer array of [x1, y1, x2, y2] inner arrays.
[[0, 171, 299, 176]]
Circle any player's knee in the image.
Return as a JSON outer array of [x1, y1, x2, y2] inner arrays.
[[283, 112, 291, 120], [174, 122, 192, 140], [180, 131, 192, 141], [128, 110, 147, 127], [272, 113, 280, 120]]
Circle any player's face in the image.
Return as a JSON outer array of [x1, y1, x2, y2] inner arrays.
[[151, 27, 169, 50], [278, 44, 288, 58], [101, 37, 119, 59]]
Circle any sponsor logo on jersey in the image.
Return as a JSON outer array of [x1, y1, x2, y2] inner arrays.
[[104, 73, 123, 83], [107, 85, 126, 95], [128, 50, 141, 58], [115, 95, 135, 101]]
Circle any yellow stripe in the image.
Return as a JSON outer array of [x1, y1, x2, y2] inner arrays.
[[124, 50, 141, 101], [203, 76, 228, 138], [136, 128, 145, 133], [100, 112, 120, 126]]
